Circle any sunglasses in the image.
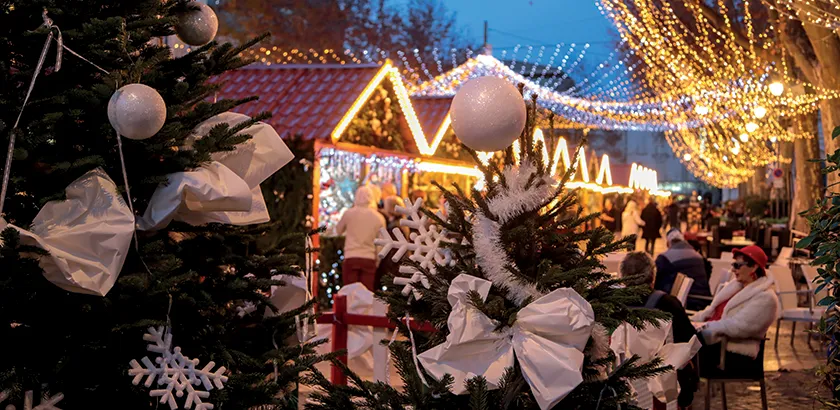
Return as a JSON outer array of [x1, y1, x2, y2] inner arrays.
[[731, 261, 753, 269]]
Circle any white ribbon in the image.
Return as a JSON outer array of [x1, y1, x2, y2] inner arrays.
[[138, 112, 293, 230], [314, 283, 388, 369], [417, 274, 595, 410], [0, 168, 134, 296], [295, 235, 316, 342], [1, 10, 63, 214], [610, 321, 702, 408]]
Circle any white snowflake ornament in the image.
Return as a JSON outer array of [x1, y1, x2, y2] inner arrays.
[[375, 198, 456, 300], [0, 390, 63, 410], [128, 326, 228, 410]]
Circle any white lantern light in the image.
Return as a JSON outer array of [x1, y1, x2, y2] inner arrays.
[[745, 122, 759, 133], [753, 106, 767, 119], [769, 81, 784, 96], [739, 133, 749, 143]]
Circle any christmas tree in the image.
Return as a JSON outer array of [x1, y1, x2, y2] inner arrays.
[[0, 1, 330, 409], [305, 94, 671, 410]]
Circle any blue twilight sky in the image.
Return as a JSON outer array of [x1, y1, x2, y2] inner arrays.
[[444, 0, 619, 64]]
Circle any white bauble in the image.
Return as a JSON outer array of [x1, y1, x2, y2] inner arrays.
[[449, 76, 527, 152], [175, 2, 219, 46], [107, 84, 166, 140]]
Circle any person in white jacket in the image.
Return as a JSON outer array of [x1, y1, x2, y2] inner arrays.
[[691, 245, 779, 378], [337, 186, 386, 290], [621, 199, 645, 242]]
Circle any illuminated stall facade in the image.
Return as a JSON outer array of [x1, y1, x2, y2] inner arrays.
[[216, 61, 483, 237]]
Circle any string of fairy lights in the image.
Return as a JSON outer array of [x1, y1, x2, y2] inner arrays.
[[172, 0, 840, 188], [596, 0, 840, 186]]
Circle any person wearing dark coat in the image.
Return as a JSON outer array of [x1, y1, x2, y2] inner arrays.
[[640, 198, 663, 255], [620, 252, 698, 408], [655, 229, 712, 311]]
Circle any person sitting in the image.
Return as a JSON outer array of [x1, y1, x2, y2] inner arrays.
[[655, 229, 711, 310], [620, 251, 697, 408], [691, 245, 778, 378]]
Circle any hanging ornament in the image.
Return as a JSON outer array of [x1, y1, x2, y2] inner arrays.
[[107, 84, 166, 140], [175, 2, 219, 46], [449, 76, 526, 152]]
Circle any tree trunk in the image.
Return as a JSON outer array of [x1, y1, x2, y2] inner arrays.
[[797, 22, 840, 190], [791, 114, 823, 233], [748, 165, 769, 199]]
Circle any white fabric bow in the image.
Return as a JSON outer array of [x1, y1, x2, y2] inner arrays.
[[418, 274, 595, 410], [138, 112, 293, 230], [610, 321, 702, 409], [0, 168, 134, 296]]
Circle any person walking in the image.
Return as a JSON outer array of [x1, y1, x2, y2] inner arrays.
[[640, 198, 663, 255], [600, 198, 619, 233], [664, 197, 680, 232], [337, 186, 386, 290], [621, 200, 645, 248]]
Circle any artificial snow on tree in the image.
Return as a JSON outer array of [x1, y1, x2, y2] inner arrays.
[[0, 1, 332, 409], [129, 327, 228, 410], [306, 96, 671, 410]]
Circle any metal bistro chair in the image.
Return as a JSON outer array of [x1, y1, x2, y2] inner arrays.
[[703, 336, 768, 410], [767, 265, 825, 347]]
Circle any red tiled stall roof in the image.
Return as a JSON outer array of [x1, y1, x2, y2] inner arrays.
[[410, 96, 452, 146], [214, 64, 383, 140]]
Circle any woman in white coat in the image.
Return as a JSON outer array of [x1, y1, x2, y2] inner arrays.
[[691, 245, 778, 378], [621, 199, 645, 240]]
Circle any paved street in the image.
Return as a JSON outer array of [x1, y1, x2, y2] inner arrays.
[[692, 319, 827, 409]]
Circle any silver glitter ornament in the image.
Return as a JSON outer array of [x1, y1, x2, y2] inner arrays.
[[449, 76, 526, 152], [175, 2, 219, 46], [107, 84, 166, 140]]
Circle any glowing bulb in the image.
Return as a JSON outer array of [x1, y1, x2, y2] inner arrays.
[[683, 153, 692, 161], [770, 136, 777, 143], [739, 133, 749, 143], [769, 81, 784, 96], [746, 122, 759, 133], [731, 143, 740, 155], [723, 155, 729, 162], [695, 105, 709, 115], [753, 106, 767, 119]]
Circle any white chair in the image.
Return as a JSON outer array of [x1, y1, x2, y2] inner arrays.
[[773, 247, 793, 266], [708, 259, 732, 296], [602, 252, 625, 276], [671, 273, 695, 307], [767, 265, 825, 347], [801, 264, 828, 308]]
